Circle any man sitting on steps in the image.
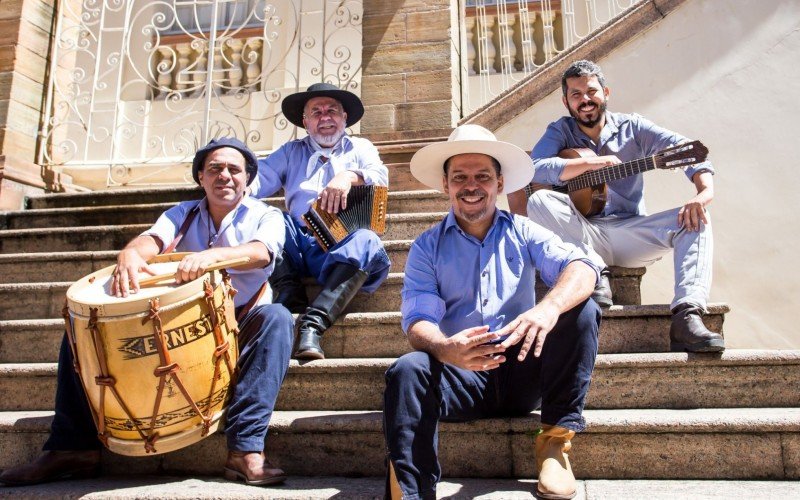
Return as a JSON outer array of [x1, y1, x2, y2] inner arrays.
[[0, 138, 293, 487], [507, 59, 724, 353], [249, 83, 391, 360], [384, 124, 601, 500]]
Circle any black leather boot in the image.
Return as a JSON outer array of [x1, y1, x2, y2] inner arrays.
[[670, 303, 725, 352], [268, 251, 308, 314], [294, 263, 368, 360], [591, 268, 613, 308]]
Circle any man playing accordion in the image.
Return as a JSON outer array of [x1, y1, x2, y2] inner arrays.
[[249, 83, 391, 360]]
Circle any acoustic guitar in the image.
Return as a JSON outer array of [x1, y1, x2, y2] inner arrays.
[[524, 140, 709, 217]]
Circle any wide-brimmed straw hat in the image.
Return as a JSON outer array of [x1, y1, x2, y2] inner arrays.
[[410, 124, 534, 193], [281, 82, 364, 128]]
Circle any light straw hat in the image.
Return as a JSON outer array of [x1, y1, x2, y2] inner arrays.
[[410, 124, 534, 193]]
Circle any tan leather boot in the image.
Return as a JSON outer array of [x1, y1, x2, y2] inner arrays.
[[224, 451, 286, 486], [386, 460, 404, 500], [535, 425, 577, 499]]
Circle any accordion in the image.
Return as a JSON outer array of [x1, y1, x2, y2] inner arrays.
[[302, 185, 388, 252]]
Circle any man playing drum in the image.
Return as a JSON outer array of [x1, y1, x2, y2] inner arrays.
[[0, 138, 294, 487]]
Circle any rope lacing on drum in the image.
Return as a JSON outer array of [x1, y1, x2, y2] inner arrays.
[[87, 308, 149, 450], [200, 279, 237, 436], [146, 298, 212, 451]]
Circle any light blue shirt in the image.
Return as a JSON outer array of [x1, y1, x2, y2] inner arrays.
[[249, 134, 388, 223], [532, 111, 714, 217], [143, 196, 285, 308], [401, 209, 598, 337]]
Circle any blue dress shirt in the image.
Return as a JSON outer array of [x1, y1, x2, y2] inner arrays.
[[531, 111, 714, 217], [401, 209, 597, 337], [143, 196, 285, 308], [249, 134, 388, 223]]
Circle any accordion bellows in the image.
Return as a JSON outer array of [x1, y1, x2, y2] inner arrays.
[[302, 185, 388, 252]]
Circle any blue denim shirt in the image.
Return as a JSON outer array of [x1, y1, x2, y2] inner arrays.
[[531, 111, 714, 217], [401, 209, 598, 338], [143, 196, 285, 308], [250, 135, 388, 223]]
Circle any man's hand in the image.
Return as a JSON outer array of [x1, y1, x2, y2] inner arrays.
[[495, 302, 560, 361], [679, 171, 714, 232], [436, 326, 507, 371], [111, 248, 157, 297], [587, 155, 621, 170], [678, 194, 709, 232], [319, 171, 357, 213], [175, 249, 222, 284]]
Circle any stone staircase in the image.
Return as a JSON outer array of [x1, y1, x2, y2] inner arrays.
[[0, 144, 799, 498]]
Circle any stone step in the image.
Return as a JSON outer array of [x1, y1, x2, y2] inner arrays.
[[0, 249, 645, 304], [0, 349, 791, 412], [1, 407, 798, 479], [0, 274, 405, 320], [24, 158, 426, 210], [5, 190, 449, 229], [0, 304, 729, 363], [0, 214, 445, 253], [1, 477, 798, 500], [0, 241, 415, 279]]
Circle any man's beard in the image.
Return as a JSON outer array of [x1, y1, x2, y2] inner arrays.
[[570, 100, 607, 128], [455, 189, 489, 222], [309, 127, 345, 148]]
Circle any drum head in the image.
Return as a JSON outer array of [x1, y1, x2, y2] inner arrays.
[[66, 252, 221, 319]]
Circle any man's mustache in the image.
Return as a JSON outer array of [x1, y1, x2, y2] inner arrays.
[[456, 189, 488, 199]]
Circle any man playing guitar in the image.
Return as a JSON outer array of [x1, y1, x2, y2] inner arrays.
[[507, 59, 723, 353]]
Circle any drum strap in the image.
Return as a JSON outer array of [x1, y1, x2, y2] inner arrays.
[[61, 301, 81, 374], [162, 203, 201, 255], [236, 281, 269, 323]]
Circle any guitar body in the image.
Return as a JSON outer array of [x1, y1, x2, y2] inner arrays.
[[524, 140, 708, 219], [559, 148, 607, 218]]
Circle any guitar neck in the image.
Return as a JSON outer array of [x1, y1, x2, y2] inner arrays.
[[567, 156, 655, 191]]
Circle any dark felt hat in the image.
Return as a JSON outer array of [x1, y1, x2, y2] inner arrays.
[[192, 137, 258, 186], [281, 82, 364, 128]]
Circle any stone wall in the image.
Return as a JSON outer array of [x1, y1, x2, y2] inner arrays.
[[0, 0, 58, 209], [360, 0, 459, 141]]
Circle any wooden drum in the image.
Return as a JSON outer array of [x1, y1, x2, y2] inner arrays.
[[63, 253, 239, 456]]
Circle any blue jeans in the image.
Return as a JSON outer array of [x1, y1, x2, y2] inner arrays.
[[45, 303, 293, 453], [282, 212, 390, 293], [383, 300, 601, 499]]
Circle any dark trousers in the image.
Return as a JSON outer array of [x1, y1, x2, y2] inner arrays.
[[45, 303, 293, 453], [383, 300, 601, 500]]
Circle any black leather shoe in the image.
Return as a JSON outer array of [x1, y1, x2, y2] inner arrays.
[[294, 322, 325, 360], [670, 304, 725, 352], [0, 450, 101, 486], [591, 269, 613, 308]]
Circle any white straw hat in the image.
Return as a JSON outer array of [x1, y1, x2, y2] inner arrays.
[[410, 124, 534, 193]]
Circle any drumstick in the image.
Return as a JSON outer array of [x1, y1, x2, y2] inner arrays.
[[138, 257, 251, 287]]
